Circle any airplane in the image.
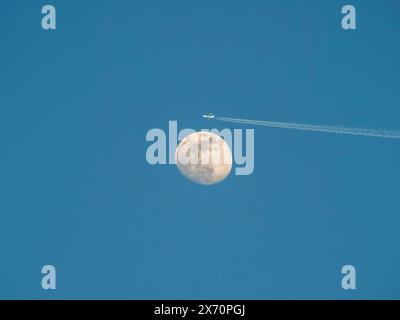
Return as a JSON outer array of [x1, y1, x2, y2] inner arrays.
[[202, 113, 215, 120]]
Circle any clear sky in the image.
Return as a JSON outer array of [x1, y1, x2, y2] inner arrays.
[[1, 0, 400, 299]]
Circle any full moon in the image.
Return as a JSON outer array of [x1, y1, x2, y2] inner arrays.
[[175, 131, 232, 185]]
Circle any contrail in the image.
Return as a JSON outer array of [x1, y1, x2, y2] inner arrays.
[[213, 116, 400, 139]]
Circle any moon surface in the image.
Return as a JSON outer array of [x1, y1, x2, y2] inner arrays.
[[175, 131, 232, 185]]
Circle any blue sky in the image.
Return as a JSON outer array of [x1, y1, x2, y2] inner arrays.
[[1, 0, 400, 299]]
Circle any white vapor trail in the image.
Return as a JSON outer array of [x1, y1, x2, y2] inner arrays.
[[214, 116, 400, 139]]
